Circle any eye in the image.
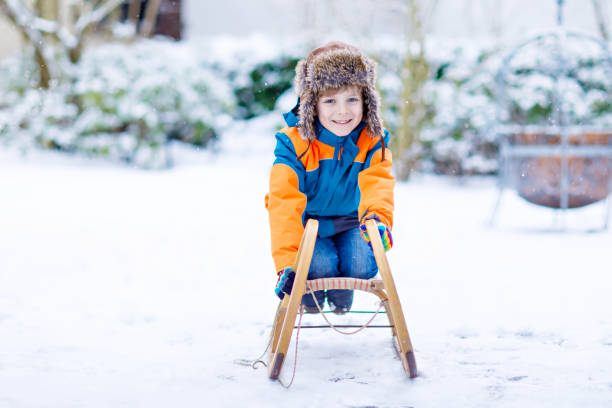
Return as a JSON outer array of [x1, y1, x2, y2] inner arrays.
[[323, 99, 335, 104], [348, 97, 360, 103]]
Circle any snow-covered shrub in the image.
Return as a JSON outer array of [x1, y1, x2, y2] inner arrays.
[[376, 35, 611, 176], [194, 36, 303, 120], [2, 34, 609, 174], [232, 57, 300, 119], [502, 34, 612, 127], [0, 40, 234, 168], [422, 43, 500, 175], [375, 40, 501, 175]]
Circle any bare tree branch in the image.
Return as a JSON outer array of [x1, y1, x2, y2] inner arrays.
[[73, 0, 124, 35], [591, 0, 609, 41], [0, 0, 127, 83], [70, 0, 124, 63], [139, 0, 162, 37], [128, 0, 142, 22], [394, 0, 430, 180], [0, 0, 52, 87], [33, 16, 79, 48]]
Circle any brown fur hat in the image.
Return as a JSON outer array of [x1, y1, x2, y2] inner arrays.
[[294, 41, 384, 142]]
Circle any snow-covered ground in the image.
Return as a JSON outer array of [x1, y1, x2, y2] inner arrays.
[[1, 117, 612, 407]]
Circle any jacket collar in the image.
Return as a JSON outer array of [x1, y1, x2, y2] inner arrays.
[[315, 118, 366, 147], [283, 100, 301, 127]]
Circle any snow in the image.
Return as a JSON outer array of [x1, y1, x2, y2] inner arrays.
[[1, 114, 612, 407]]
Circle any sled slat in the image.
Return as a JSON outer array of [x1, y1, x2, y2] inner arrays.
[[366, 219, 417, 378]]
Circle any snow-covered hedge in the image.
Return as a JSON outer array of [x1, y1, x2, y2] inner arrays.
[[502, 33, 612, 127], [1, 35, 610, 173], [194, 37, 303, 120], [0, 40, 234, 168], [209, 36, 610, 175], [404, 41, 501, 175], [381, 36, 611, 175]]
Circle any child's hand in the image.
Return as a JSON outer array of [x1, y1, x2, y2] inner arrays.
[[274, 267, 296, 299], [360, 215, 393, 251]]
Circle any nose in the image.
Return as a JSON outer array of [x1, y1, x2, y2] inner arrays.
[[337, 100, 349, 115]]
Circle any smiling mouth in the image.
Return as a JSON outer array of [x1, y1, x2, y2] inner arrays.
[[332, 119, 352, 125]]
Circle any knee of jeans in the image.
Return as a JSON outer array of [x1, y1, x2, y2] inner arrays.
[[339, 252, 378, 279], [308, 252, 339, 279]]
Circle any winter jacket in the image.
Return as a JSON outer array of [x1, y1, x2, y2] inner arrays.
[[265, 105, 395, 272]]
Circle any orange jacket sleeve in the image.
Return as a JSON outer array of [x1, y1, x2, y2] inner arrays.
[[358, 143, 394, 228], [265, 132, 308, 272]]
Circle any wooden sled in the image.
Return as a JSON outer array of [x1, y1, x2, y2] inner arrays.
[[267, 218, 417, 381]]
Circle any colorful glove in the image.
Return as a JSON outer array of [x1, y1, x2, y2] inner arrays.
[[360, 215, 393, 251], [274, 267, 295, 300]]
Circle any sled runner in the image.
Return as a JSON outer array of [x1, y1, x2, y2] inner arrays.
[[268, 218, 417, 381]]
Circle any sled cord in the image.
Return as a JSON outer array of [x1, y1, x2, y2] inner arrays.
[[278, 306, 304, 389], [234, 302, 283, 369], [310, 291, 386, 335]]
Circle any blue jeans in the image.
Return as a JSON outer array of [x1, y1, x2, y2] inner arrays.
[[302, 226, 378, 309]]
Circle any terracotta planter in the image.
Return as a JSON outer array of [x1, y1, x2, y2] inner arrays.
[[507, 129, 612, 208]]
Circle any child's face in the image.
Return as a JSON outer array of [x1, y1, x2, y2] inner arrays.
[[316, 86, 363, 136]]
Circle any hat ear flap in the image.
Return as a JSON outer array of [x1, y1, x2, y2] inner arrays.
[[294, 59, 308, 96], [363, 86, 383, 139], [298, 88, 316, 142], [364, 57, 378, 87]]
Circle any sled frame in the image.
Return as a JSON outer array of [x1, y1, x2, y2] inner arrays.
[[267, 218, 417, 380]]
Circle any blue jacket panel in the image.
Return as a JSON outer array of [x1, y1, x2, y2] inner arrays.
[[273, 104, 389, 237]]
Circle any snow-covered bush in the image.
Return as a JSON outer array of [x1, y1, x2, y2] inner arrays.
[[213, 36, 610, 175], [502, 34, 612, 128], [375, 40, 501, 175], [232, 57, 300, 119], [2, 34, 609, 173], [0, 40, 234, 168], [194, 36, 303, 120], [376, 35, 611, 175], [421, 43, 500, 175]]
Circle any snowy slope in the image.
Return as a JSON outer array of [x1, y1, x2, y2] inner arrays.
[[1, 117, 612, 407]]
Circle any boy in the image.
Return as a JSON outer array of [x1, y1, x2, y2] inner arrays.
[[265, 42, 394, 314]]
